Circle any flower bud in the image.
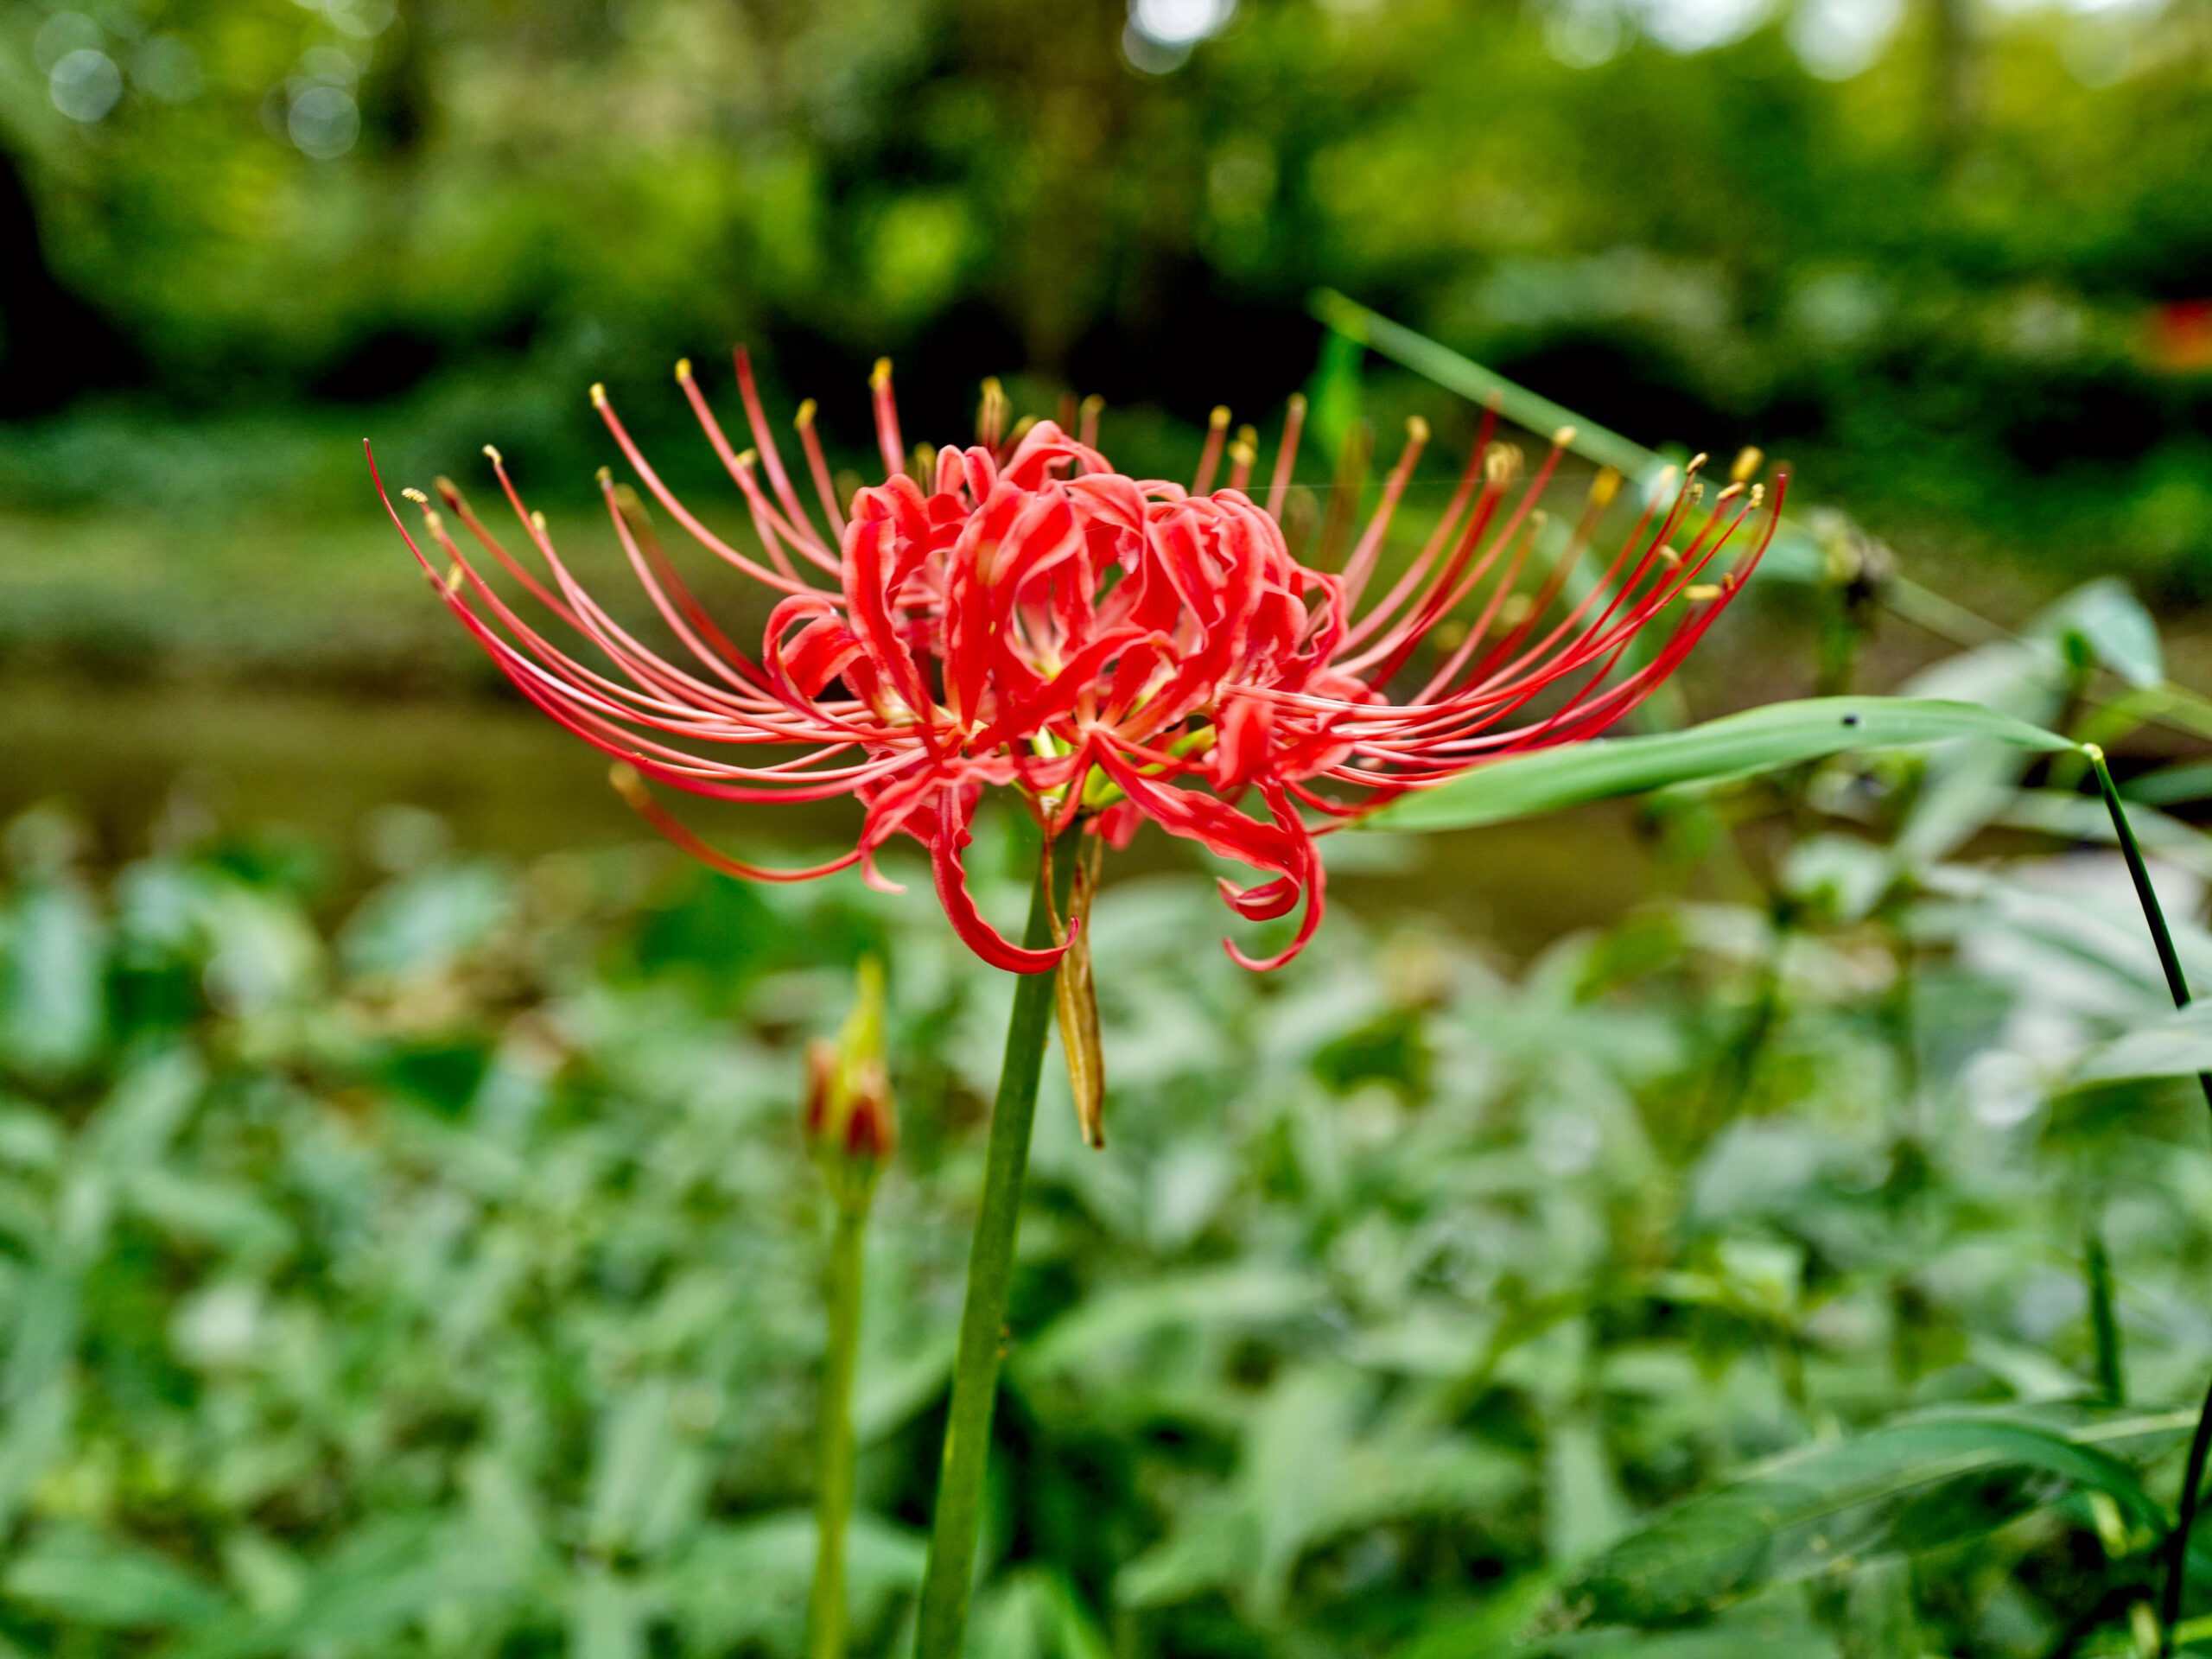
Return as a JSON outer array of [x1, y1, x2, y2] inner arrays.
[[805, 958, 897, 1203]]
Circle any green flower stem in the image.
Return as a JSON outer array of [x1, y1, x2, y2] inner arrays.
[[913, 849, 1074, 1658], [2086, 1217, 2125, 1407], [809, 1198, 869, 1659], [2085, 745, 2212, 1654]]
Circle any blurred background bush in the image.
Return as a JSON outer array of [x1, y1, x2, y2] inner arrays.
[[3, 0, 2211, 555]]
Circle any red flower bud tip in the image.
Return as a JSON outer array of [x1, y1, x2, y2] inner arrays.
[[805, 959, 896, 1182], [803, 1038, 836, 1142], [842, 1058, 897, 1163], [376, 354, 1782, 974]]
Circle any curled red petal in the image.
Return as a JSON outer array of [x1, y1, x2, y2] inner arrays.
[[928, 792, 1072, 975]]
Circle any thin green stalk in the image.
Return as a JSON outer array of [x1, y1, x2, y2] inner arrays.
[[913, 849, 1073, 1658], [2087, 1217, 2126, 1407], [2085, 746, 2212, 1654], [810, 1201, 868, 1659]]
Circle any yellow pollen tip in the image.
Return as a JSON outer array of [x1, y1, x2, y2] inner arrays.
[[1407, 416, 1430, 444], [871, 357, 893, 391], [1210, 405, 1231, 429], [1230, 442, 1256, 467], [401, 486, 428, 504], [1081, 392, 1105, 416], [1684, 582, 1722, 601], [1731, 445, 1764, 483], [482, 444, 503, 465], [735, 448, 758, 470], [1552, 424, 1577, 448], [589, 384, 607, 407], [607, 762, 649, 807], [1657, 544, 1682, 566], [530, 511, 547, 532], [1749, 483, 1765, 506], [1687, 451, 1709, 474], [443, 563, 466, 594], [795, 397, 817, 429], [1589, 468, 1622, 510], [595, 466, 613, 486], [1237, 423, 1258, 448], [1717, 481, 1745, 501], [1287, 391, 1307, 415], [981, 376, 1003, 398]]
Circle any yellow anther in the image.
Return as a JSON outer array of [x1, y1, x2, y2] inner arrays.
[[530, 511, 548, 532], [1406, 415, 1430, 444], [675, 358, 693, 381], [735, 448, 758, 469], [482, 443, 503, 465], [871, 357, 893, 391], [1210, 405, 1231, 429], [1731, 445, 1764, 483], [1080, 392, 1105, 417], [1749, 483, 1765, 507], [1286, 391, 1307, 415], [589, 384, 607, 406], [1657, 545, 1682, 566], [596, 466, 613, 486], [401, 486, 428, 504], [1717, 481, 1745, 501], [1552, 424, 1577, 448], [981, 376, 1004, 400], [607, 761, 649, 807], [1237, 423, 1258, 449], [1687, 451, 1709, 474], [1588, 467, 1622, 510], [1684, 582, 1722, 601], [443, 563, 467, 594]]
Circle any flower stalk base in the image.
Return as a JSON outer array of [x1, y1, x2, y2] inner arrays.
[[913, 849, 1075, 1657], [809, 1200, 868, 1659]]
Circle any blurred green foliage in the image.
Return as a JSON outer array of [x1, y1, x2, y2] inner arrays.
[[12, 594, 2212, 1653], [3, 0, 2212, 581]]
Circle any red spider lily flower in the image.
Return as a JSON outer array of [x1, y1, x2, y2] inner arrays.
[[373, 353, 1782, 976]]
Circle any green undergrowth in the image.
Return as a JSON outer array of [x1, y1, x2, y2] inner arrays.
[[10, 593, 2212, 1654]]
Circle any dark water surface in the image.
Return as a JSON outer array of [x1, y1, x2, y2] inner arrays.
[[0, 677, 1662, 957]]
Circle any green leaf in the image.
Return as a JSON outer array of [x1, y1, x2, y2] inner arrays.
[[2030, 577, 2164, 690], [2071, 1004, 2212, 1085], [1566, 1414, 2164, 1624], [3, 1528, 229, 1628], [1367, 699, 2074, 832], [1391, 1572, 1558, 1659]]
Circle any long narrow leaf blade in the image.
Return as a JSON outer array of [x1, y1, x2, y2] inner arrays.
[[1567, 1414, 2165, 1624], [1366, 698, 2075, 833], [2072, 1003, 2212, 1085]]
